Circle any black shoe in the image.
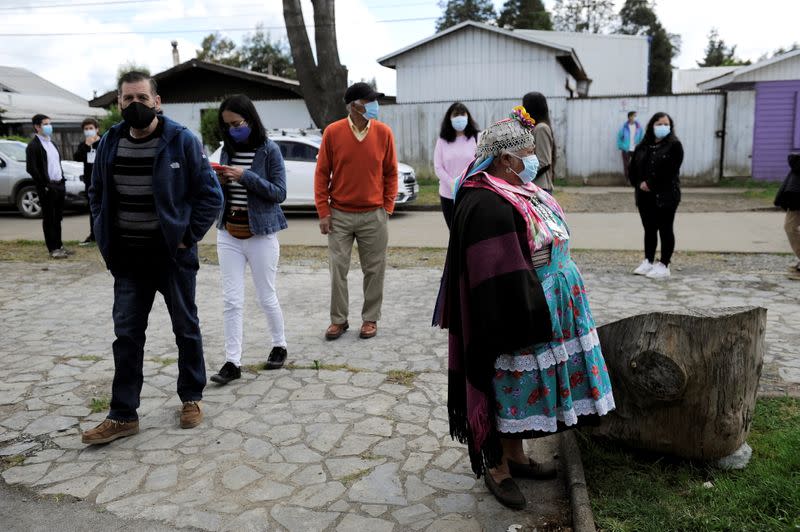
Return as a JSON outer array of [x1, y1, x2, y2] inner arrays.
[[265, 347, 287, 370], [484, 471, 526, 510], [210, 361, 241, 385], [79, 236, 95, 247]]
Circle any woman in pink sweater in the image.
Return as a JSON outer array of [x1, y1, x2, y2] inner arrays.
[[434, 102, 479, 229]]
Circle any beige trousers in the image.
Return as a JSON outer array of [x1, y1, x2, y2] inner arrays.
[[328, 207, 389, 324], [785, 210, 800, 261]]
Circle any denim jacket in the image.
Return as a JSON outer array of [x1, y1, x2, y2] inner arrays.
[[216, 138, 288, 235], [89, 116, 223, 269]]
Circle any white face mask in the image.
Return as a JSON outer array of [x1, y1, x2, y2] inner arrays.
[[84, 129, 97, 138]]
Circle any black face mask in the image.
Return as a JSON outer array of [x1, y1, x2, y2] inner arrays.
[[122, 101, 157, 129]]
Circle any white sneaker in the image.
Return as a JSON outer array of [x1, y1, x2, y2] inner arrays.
[[646, 261, 670, 280], [633, 259, 653, 275]]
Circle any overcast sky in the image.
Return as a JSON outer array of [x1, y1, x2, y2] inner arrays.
[[0, 0, 796, 100]]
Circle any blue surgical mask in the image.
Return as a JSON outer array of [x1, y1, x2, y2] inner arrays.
[[229, 124, 251, 143], [451, 116, 468, 132], [41, 124, 53, 137], [509, 153, 540, 184], [654, 124, 671, 139], [84, 128, 97, 138], [362, 101, 379, 120]]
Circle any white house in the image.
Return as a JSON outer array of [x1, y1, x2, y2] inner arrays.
[[378, 21, 589, 102], [515, 29, 649, 96], [671, 66, 738, 93], [90, 59, 315, 145], [377, 21, 650, 103]]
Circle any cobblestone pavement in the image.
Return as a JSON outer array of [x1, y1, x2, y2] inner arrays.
[[1, 258, 798, 531]]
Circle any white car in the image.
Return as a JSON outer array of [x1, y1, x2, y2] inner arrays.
[[0, 139, 86, 218], [209, 132, 418, 208]]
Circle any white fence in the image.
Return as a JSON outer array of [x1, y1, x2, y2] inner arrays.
[[380, 92, 755, 184]]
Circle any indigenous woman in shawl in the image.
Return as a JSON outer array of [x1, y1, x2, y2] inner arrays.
[[433, 108, 616, 510]]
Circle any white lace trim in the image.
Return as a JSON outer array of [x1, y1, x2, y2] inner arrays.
[[495, 393, 616, 434], [494, 329, 600, 371]]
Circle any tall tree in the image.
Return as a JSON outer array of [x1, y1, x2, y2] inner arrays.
[[283, 0, 348, 129], [697, 28, 751, 67], [553, 0, 616, 33], [497, 0, 553, 30], [196, 33, 243, 66], [435, 0, 496, 32], [241, 25, 296, 78], [618, 0, 680, 95]]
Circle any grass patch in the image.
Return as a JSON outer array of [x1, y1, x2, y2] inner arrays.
[[88, 397, 110, 413], [1, 455, 26, 469], [77, 355, 102, 362], [154, 357, 177, 367], [385, 370, 418, 387], [0, 240, 105, 264], [242, 363, 263, 374], [580, 397, 800, 531], [415, 177, 440, 206], [719, 177, 780, 201], [340, 468, 372, 485]]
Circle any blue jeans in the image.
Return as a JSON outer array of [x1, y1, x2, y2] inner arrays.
[[108, 247, 205, 421]]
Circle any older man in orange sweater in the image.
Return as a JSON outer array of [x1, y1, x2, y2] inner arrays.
[[314, 82, 398, 340]]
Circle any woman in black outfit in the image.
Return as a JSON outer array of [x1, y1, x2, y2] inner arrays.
[[629, 112, 683, 280]]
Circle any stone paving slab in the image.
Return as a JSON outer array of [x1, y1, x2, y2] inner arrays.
[[0, 259, 798, 531]]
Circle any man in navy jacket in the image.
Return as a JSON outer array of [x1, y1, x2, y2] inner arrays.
[[82, 71, 223, 444]]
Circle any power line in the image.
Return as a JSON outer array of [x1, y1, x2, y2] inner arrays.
[[0, 0, 158, 10], [0, 16, 438, 37]]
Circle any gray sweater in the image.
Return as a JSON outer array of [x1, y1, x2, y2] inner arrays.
[[533, 122, 555, 191]]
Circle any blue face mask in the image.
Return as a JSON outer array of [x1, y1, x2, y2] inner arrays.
[[451, 116, 468, 132], [509, 153, 540, 184], [654, 124, 671, 139], [41, 124, 53, 137], [362, 101, 379, 120], [229, 124, 251, 143]]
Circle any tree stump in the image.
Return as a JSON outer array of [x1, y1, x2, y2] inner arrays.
[[592, 306, 766, 460]]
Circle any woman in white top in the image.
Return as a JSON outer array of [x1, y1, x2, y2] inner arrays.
[[433, 102, 479, 229]]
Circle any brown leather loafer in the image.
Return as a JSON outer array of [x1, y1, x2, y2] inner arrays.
[[325, 321, 349, 340], [359, 321, 377, 339], [508, 457, 558, 479], [484, 471, 526, 510], [81, 418, 139, 445], [180, 401, 203, 429]]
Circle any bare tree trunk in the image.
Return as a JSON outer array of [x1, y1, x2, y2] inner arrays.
[[592, 307, 766, 460], [283, 0, 348, 129]]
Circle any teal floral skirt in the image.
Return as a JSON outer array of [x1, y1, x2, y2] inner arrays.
[[493, 238, 615, 434]]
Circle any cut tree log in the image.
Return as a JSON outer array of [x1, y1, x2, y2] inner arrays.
[[592, 306, 766, 460]]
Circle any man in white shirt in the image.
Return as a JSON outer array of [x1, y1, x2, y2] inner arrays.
[[25, 114, 69, 258]]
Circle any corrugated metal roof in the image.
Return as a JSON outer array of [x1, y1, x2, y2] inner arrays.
[[0, 92, 107, 123], [0, 66, 88, 105], [698, 49, 800, 90]]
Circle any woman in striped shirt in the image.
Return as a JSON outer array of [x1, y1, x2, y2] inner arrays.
[[211, 94, 289, 385]]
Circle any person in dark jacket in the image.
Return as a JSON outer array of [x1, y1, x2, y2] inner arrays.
[[209, 94, 289, 386], [81, 71, 223, 445], [73, 117, 102, 245], [775, 152, 800, 280], [628, 112, 684, 280], [25, 113, 69, 258]]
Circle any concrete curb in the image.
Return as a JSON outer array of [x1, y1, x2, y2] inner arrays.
[[560, 431, 596, 532]]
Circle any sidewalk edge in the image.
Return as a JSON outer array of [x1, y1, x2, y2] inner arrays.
[[560, 430, 596, 532]]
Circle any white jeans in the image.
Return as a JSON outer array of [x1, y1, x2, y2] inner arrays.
[[217, 229, 286, 366]]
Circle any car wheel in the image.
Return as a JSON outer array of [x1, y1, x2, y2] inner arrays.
[[16, 185, 42, 218]]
